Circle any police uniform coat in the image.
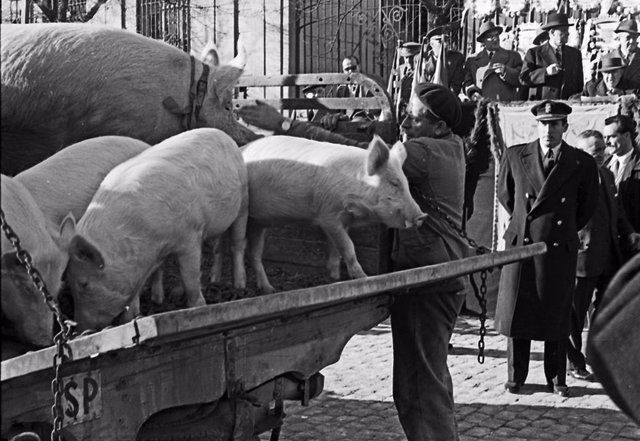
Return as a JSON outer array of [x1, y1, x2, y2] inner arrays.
[[463, 47, 523, 101], [495, 140, 599, 340], [520, 42, 584, 100]]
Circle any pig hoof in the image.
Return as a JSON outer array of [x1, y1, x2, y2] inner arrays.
[[259, 283, 276, 294], [188, 295, 207, 308]]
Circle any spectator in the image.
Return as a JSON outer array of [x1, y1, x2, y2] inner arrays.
[[568, 130, 639, 381], [607, 19, 640, 90], [238, 83, 471, 441], [495, 100, 599, 397], [463, 21, 523, 102], [421, 27, 465, 96], [520, 12, 583, 100], [397, 41, 422, 117], [604, 114, 640, 243], [581, 57, 638, 97]]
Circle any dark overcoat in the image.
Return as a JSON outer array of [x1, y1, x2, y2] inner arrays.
[[495, 140, 599, 340], [606, 150, 640, 236], [581, 79, 638, 97], [608, 47, 640, 90], [520, 42, 583, 100], [463, 47, 523, 101]]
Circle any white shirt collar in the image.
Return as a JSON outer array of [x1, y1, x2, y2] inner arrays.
[[540, 142, 562, 158], [614, 148, 634, 168]]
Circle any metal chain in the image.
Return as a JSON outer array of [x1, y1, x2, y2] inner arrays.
[[0, 208, 75, 441], [410, 187, 490, 363]]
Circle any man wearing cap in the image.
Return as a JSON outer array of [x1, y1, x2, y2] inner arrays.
[[397, 42, 423, 115], [604, 114, 640, 243], [607, 19, 640, 90], [520, 12, 583, 100], [581, 57, 638, 97], [463, 21, 523, 101], [495, 100, 599, 397], [238, 83, 470, 440], [421, 27, 466, 96]]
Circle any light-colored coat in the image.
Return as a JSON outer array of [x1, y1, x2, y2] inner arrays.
[[241, 135, 426, 293], [1, 175, 74, 350], [65, 128, 248, 331], [1, 23, 259, 175]]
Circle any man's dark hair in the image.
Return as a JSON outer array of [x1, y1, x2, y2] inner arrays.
[[604, 114, 636, 135], [577, 129, 604, 141]]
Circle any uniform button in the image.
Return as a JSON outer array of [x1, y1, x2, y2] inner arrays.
[[557, 220, 563, 225], [525, 192, 529, 198], [524, 238, 531, 243], [527, 215, 532, 220], [561, 197, 566, 203], [553, 242, 559, 247]]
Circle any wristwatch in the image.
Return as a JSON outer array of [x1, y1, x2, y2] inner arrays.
[[280, 117, 292, 132]]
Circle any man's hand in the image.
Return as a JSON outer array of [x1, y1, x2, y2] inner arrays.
[[545, 63, 562, 76], [491, 62, 506, 75], [628, 232, 640, 251], [237, 100, 284, 131], [320, 113, 348, 131]]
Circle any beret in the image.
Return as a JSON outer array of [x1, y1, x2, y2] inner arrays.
[[530, 100, 572, 121], [413, 82, 462, 128]]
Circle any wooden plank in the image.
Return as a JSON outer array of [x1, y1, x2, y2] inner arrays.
[[234, 97, 386, 110]]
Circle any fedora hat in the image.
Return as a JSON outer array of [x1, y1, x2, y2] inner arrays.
[[614, 19, 639, 35], [400, 41, 421, 57], [533, 27, 549, 45], [542, 12, 570, 30], [600, 56, 625, 73], [476, 21, 503, 42]]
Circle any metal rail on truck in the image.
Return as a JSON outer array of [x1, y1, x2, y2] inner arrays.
[[2, 243, 545, 441]]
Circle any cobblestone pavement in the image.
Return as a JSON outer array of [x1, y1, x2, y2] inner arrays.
[[260, 316, 640, 441]]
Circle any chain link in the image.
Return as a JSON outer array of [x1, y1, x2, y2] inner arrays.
[[1, 208, 76, 441], [410, 187, 490, 363]]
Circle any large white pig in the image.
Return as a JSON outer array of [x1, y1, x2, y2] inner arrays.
[[1, 175, 74, 350], [241, 135, 426, 293], [14, 136, 165, 311], [1, 23, 260, 175], [64, 128, 248, 332]]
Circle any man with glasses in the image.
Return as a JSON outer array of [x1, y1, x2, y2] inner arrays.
[[463, 21, 523, 101], [520, 12, 583, 100], [238, 83, 470, 440]]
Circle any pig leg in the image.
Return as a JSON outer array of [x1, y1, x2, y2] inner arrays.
[[247, 221, 275, 294], [321, 223, 367, 279], [209, 236, 224, 284], [326, 240, 342, 280], [229, 211, 248, 289], [176, 245, 207, 308], [150, 268, 165, 305]]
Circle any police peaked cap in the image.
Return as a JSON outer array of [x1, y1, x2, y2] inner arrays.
[[531, 100, 572, 121]]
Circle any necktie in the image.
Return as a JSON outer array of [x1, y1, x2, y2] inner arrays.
[[555, 47, 562, 67], [544, 149, 555, 177], [611, 158, 623, 186], [488, 51, 494, 60]]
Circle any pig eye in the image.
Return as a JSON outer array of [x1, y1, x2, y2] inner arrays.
[[389, 179, 401, 188]]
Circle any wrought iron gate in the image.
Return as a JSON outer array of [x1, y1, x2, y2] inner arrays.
[[136, 0, 191, 52]]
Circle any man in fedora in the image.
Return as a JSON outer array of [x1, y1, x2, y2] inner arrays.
[[607, 19, 640, 90], [463, 21, 523, 101], [420, 26, 465, 96], [581, 57, 638, 97], [495, 100, 599, 397], [533, 27, 549, 46], [520, 12, 583, 100]]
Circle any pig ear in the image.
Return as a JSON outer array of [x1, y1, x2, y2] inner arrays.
[[366, 135, 390, 176], [390, 141, 408, 165], [200, 40, 220, 67], [212, 64, 244, 97], [69, 235, 105, 270], [58, 212, 76, 250]]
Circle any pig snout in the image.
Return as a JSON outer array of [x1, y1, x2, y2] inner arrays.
[[405, 212, 428, 229]]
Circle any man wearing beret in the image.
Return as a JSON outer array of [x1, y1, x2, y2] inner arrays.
[[238, 83, 470, 440], [463, 21, 523, 102], [607, 19, 640, 91], [581, 57, 638, 97], [495, 100, 599, 396], [520, 12, 583, 100]]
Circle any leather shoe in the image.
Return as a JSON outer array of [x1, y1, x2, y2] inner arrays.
[[504, 381, 522, 394], [547, 383, 569, 397], [569, 368, 594, 381]]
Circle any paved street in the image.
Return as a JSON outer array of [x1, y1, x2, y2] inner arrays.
[[261, 315, 640, 441]]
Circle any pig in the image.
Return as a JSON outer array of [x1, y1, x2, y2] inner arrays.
[[64, 128, 248, 332], [240, 135, 426, 293], [14, 136, 165, 311], [1, 23, 260, 176], [1, 174, 75, 351]]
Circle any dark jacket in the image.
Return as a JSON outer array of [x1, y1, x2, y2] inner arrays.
[[576, 167, 633, 277], [463, 47, 523, 101], [495, 140, 599, 340], [582, 78, 638, 97], [520, 42, 584, 100], [608, 47, 640, 90], [605, 149, 640, 241], [422, 50, 465, 96]]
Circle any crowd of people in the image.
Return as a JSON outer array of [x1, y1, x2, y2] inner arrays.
[[236, 12, 640, 441]]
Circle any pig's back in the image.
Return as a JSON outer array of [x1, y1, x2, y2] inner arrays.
[[15, 136, 150, 226], [80, 129, 245, 240]]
